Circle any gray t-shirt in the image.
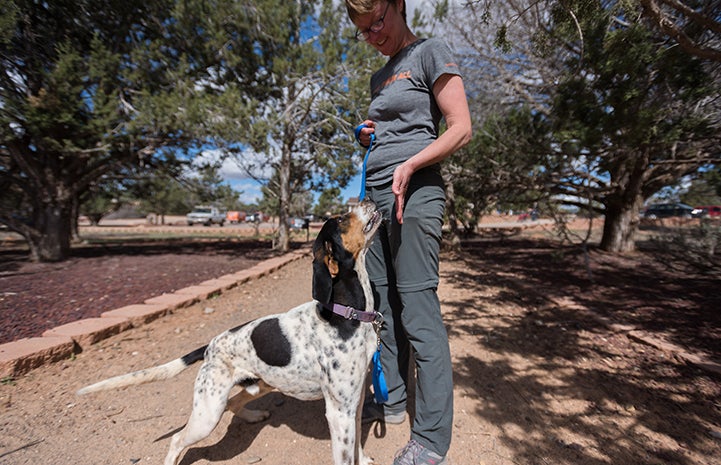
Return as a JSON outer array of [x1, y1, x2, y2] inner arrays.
[[365, 38, 462, 186]]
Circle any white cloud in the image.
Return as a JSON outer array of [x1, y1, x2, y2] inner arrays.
[[189, 148, 268, 204], [193, 149, 242, 179], [230, 179, 264, 203]]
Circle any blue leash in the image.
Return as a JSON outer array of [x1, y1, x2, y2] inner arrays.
[[372, 347, 388, 403], [354, 124, 375, 201], [354, 123, 387, 403]]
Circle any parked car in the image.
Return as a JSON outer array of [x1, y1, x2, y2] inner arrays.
[[186, 206, 225, 226], [226, 211, 246, 223], [643, 203, 695, 219], [246, 212, 268, 223], [289, 217, 309, 230], [692, 205, 721, 218]]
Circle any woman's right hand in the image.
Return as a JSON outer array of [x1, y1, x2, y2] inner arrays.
[[357, 120, 376, 147]]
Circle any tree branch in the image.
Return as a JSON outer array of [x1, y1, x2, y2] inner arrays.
[[639, 0, 721, 62]]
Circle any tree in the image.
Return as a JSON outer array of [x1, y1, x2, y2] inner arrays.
[[130, 174, 191, 224], [637, 0, 721, 62], [0, 0, 262, 261], [218, 0, 384, 252], [0, 1, 161, 260], [705, 166, 721, 198], [314, 187, 346, 219], [444, 0, 721, 252], [183, 163, 238, 209], [549, 0, 721, 252], [468, 0, 721, 62], [79, 180, 123, 226], [445, 107, 553, 235], [681, 169, 721, 206], [259, 167, 314, 220], [438, 0, 568, 245]]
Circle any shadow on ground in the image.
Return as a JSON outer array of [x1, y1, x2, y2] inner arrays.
[[443, 237, 721, 465]]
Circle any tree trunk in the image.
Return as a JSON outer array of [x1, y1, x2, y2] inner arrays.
[[70, 196, 81, 242], [599, 150, 650, 253], [599, 196, 643, 253], [276, 136, 292, 253], [27, 201, 73, 262]]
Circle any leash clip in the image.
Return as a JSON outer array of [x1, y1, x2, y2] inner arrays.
[[372, 312, 384, 350]]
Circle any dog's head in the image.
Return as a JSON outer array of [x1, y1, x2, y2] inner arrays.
[[312, 199, 381, 305]]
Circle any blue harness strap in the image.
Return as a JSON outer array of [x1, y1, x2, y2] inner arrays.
[[354, 124, 375, 201]]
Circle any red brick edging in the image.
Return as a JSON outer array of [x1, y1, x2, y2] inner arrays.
[[0, 248, 311, 379]]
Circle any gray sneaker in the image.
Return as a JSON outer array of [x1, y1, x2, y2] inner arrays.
[[392, 439, 448, 465], [361, 401, 406, 425]]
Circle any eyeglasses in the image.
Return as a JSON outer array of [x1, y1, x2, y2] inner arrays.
[[354, 2, 391, 41]]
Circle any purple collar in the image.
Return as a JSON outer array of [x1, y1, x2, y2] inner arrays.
[[322, 303, 380, 323]]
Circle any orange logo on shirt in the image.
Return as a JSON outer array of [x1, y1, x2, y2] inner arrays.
[[373, 70, 412, 95]]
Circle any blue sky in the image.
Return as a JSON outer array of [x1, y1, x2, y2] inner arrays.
[[204, 148, 364, 205], [227, 174, 365, 205]]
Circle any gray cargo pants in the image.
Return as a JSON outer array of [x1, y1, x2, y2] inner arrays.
[[365, 169, 454, 457]]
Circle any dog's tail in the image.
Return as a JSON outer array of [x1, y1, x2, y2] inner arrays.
[[76, 345, 207, 395]]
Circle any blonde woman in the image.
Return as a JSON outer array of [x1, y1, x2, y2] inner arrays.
[[345, 1, 472, 464]]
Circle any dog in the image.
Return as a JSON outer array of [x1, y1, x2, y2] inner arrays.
[[77, 200, 383, 465]]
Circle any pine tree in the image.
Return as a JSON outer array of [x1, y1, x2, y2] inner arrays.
[[0, 0, 258, 260]]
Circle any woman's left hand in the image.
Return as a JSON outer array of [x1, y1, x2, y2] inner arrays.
[[392, 163, 414, 224]]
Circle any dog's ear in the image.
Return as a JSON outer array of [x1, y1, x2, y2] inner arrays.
[[312, 259, 332, 304], [324, 241, 339, 278], [312, 240, 335, 304]]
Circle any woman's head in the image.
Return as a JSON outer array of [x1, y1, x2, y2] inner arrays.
[[345, 0, 406, 25], [346, 0, 413, 57]]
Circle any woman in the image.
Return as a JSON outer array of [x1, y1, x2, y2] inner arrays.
[[344, 1, 472, 464]]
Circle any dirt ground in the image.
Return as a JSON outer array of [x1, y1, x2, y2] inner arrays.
[[1, 230, 720, 465]]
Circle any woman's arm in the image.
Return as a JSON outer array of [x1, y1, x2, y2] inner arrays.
[[392, 73, 472, 223]]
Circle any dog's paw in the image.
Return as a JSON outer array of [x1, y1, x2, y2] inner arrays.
[[359, 450, 375, 465], [237, 408, 271, 423]]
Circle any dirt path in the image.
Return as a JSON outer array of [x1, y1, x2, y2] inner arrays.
[[1, 251, 720, 465]]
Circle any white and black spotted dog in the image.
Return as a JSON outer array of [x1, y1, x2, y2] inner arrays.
[[77, 200, 383, 465]]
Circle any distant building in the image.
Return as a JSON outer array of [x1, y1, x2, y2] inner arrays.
[[346, 196, 360, 211]]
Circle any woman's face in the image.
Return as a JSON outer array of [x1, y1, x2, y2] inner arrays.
[[353, 0, 405, 57]]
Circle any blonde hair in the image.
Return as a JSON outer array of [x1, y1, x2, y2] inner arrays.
[[345, 0, 406, 23]]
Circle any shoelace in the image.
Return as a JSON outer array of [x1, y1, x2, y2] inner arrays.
[[393, 440, 422, 463], [393, 440, 444, 465]]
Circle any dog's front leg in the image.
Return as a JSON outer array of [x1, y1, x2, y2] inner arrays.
[[325, 396, 361, 465], [355, 387, 374, 465]]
